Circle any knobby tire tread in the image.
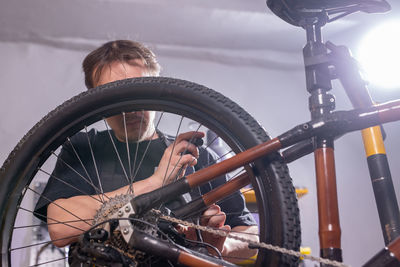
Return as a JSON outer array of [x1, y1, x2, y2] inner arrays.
[[0, 77, 300, 267]]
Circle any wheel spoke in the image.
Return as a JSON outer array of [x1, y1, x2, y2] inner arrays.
[[51, 151, 104, 198], [103, 119, 131, 188], [38, 168, 103, 204], [27, 187, 92, 227], [166, 123, 203, 184], [84, 126, 105, 202], [17, 207, 92, 230], [131, 110, 145, 181], [14, 218, 91, 230], [122, 112, 133, 180], [10, 235, 81, 252], [129, 111, 165, 194], [161, 116, 184, 186], [29, 257, 68, 267], [67, 137, 100, 195]]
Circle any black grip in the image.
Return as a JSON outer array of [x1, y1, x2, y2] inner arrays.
[[190, 137, 203, 147], [183, 138, 203, 155]]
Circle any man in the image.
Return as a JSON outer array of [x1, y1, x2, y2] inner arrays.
[[35, 40, 258, 264]]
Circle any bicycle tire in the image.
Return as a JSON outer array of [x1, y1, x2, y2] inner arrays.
[[0, 77, 300, 266]]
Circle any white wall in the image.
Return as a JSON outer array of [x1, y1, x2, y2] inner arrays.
[[1, 41, 400, 266], [0, 42, 85, 162]]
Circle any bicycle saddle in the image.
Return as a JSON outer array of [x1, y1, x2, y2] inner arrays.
[[267, 0, 391, 26]]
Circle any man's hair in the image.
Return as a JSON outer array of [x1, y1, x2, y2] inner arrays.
[[82, 40, 161, 89]]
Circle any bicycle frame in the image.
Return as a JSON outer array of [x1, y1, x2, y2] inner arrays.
[[126, 97, 400, 266], [117, 9, 400, 265], [67, 12, 400, 267]]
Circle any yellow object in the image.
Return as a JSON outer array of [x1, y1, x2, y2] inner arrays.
[[295, 188, 308, 198], [241, 187, 308, 203], [361, 126, 386, 157], [241, 189, 257, 203], [237, 255, 257, 266], [237, 247, 311, 265], [300, 246, 312, 260]]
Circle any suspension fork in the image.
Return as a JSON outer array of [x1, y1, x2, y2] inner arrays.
[[330, 42, 400, 245]]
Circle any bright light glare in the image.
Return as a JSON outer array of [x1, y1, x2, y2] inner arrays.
[[357, 21, 400, 90]]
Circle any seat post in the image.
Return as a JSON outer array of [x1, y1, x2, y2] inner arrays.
[[301, 14, 343, 264]]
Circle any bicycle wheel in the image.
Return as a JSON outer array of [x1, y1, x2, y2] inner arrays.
[[0, 77, 300, 266]]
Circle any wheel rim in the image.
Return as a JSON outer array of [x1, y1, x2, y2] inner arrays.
[[0, 77, 299, 266]]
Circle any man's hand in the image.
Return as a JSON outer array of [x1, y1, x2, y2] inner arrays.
[[177, 204, 259, 263], [150, 131, 204, 187], [47, 131, 205, 247], [200, 204, 231, 254], [177, 204, 230, 254]]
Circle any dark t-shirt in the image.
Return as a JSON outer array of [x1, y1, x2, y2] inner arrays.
[[34, 129, 256, 228]]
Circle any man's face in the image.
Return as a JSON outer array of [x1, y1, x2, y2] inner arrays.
[[95, 60, 157, 142]]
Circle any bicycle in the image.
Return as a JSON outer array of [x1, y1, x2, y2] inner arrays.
[[1, 0, 399, 266]]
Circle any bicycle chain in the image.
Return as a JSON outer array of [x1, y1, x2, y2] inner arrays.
[[151, 209, 350, 267], [93, 195, 349, 267]]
